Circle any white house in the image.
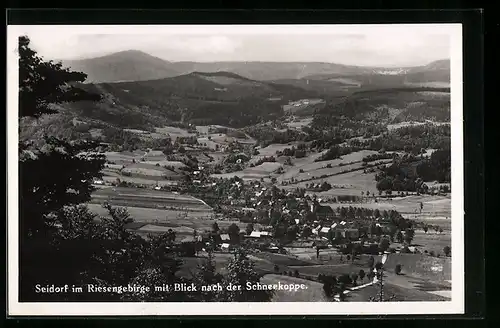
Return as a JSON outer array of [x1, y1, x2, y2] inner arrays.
[[320, 227, 331, 234], [221, 243, 231, 251]]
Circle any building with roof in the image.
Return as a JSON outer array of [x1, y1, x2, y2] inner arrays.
[[319, 227, 331, 237], [341, 228, 360, 240], [221, 243, 231, 252]]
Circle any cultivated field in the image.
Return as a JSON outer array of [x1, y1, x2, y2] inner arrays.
[[325, 194, 451, 219], [101, 175, 178, 187], [121, 163, 180, 178], [407, 230, 451, 255], [212, 162, 283, 180], [285, 117, 313, 129], [91, 186, 211, 211], [85, 203, 251, 234], [404, 81, 451, 88], [155, 126, 197, 140], [255, 142, 305, 157], [104, 151, 145, 164], [347, 282, 449, 302]]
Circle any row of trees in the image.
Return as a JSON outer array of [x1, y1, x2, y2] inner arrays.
[[275, 144, 307, 158]]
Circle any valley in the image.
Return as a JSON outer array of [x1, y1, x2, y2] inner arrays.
[[21, 47, 453, 303]]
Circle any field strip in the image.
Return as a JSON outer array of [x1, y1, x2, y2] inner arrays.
[[426, 290, 452, 299], [93, 192, 206, 204], [115, 193, 200, 201], [288, 264, 352, 269]]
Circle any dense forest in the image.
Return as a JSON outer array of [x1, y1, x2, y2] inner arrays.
[[375, 148, 451, 193], [348, 124, 450, 154], [313, 87, 450, 125]]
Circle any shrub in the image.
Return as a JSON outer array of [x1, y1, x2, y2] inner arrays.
[[351, 273, 359, 284], [294, 149, 306, 158], [368, 256, 375, 268], [395, 264, 402, 275], [338, 274, 352, 285], [379, 237, 390, 252], [294, 270, 300, 278]]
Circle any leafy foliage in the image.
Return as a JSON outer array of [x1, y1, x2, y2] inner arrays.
[[18, 36, 101, 118], [222, 248, 273, 302], [20, 137, 106, 238]]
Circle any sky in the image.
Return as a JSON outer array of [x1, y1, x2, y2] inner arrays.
[[10, 25, 453, 67]]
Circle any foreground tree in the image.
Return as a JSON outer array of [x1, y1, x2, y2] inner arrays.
[[359, 269, 366, 281], [403, 228, 415, 245], [378, 237, 391, 253], [19, 36, 105, 240], [18, 36, 107, 300], [191, 248, 224, 301], [222, 248, 273, 302], [18, 36, 101, 118], [228, 223, 241, 243]]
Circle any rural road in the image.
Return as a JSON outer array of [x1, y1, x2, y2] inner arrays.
[[334, 280, 377, 302]]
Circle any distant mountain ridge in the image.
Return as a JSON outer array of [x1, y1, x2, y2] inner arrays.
[[60, 50, 450, 83], [61, 70, 321, 130], [61, 50, 181, 83]]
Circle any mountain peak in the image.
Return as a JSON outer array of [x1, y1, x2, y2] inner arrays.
[[61, 50, 179, 83], [90, 49, 169, 62]]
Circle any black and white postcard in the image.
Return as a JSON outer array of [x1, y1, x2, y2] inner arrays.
[[7, 24, 464, 316]]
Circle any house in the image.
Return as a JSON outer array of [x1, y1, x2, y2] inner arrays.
[[341, 228, 360, 240], [268, 246, 280, 253], [311, 200, 334, 219], [248, 231, 272, 238], [181, 236, 196, 243], [220, 234, 231, 242], [407, 246, 418, 253], [319, 227, 331, 237], [248, 231, 261, 238]]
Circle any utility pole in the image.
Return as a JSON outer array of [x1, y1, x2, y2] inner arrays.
[[373, 253, 388, 302], [379, 266, 384, 302]]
